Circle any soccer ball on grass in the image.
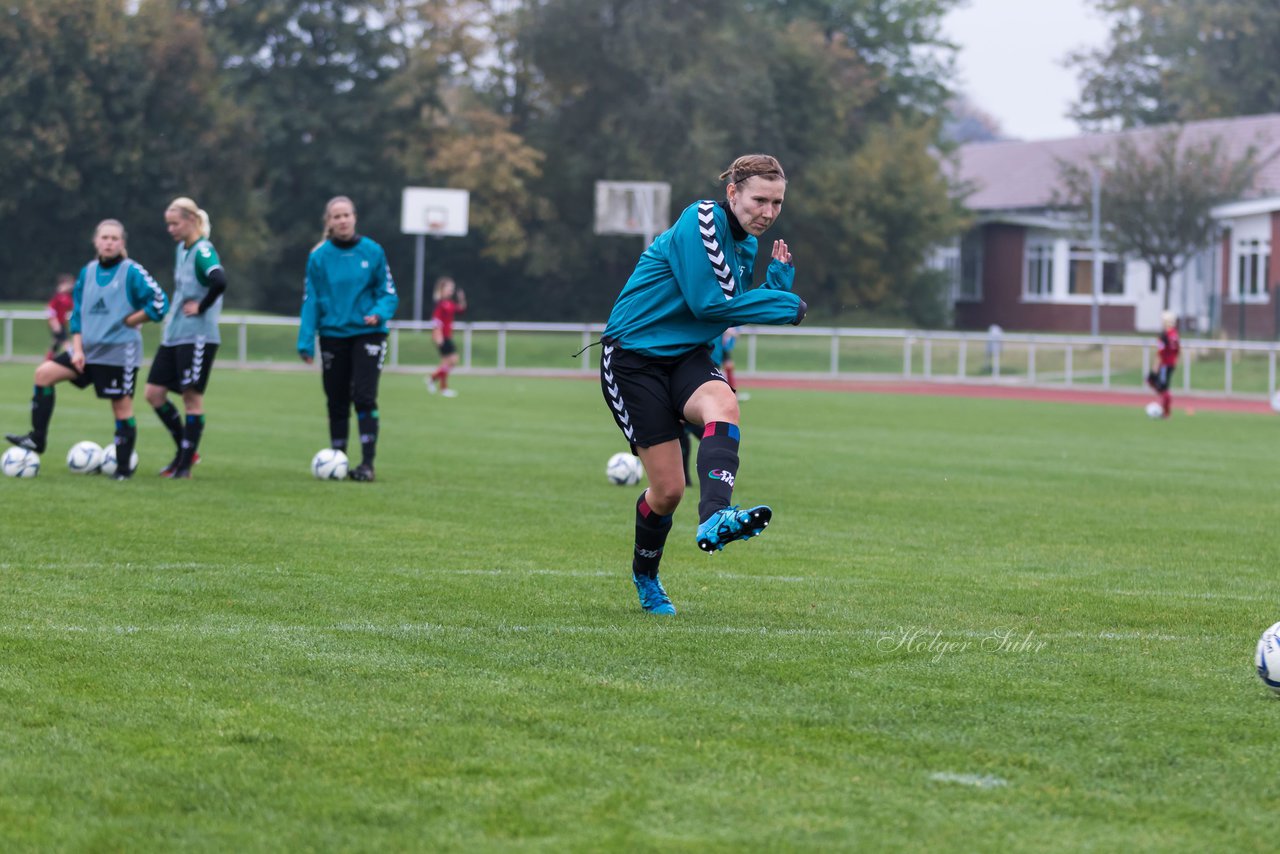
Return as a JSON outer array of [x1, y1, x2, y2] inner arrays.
[[67, 441, 104, 474], [100, 444, 139, 477], [312, 448, 349, 480], [1144, 401, 1164, 419], [1256, 622, 1280, 695], [605, 452, 644, 486], [1, 446, 40, 478]]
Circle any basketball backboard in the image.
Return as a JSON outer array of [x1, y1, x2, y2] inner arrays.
[[401, 187, 470, 236], [594, 181, 670, 245]]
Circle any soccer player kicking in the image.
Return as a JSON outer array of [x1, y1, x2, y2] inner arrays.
[[599, 154, 807, 615], [6, 220, 168, 478]]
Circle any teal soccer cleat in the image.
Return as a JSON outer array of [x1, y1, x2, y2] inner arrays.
[[632, 572, 676, 615], [696, 505, 772, 553]]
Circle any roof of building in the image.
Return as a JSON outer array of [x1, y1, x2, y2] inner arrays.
[[955, 113, 1280, 211]]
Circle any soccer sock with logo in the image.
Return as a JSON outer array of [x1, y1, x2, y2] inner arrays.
[[30, 385, 55, 453], [356, 410, 378, 467], [153, 401, 183, 449], [696, 421, 740, 523], [114, 418, 137, 475], [633, 492, 674, 579], [178, 414, 204, 469]]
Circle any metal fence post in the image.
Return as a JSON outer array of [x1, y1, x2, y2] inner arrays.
[[1065, 346, 1072, 385], [1225, 343, 1233, 394], [1027, 341, 1036, 384], [497, 325, 507, 371], [923, 337, 932, 379], [957, 338, 966, 378], [3, 315, 11, 360], [238, 318, 248, 366], [1102, 343, 1111, 389]]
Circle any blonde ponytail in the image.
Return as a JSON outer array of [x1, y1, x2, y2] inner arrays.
[[168, 196, 211, 239]]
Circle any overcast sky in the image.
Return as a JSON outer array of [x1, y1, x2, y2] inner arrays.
[[942, 0, 1112, 141]]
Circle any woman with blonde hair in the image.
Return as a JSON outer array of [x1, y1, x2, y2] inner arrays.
[[144, 197, 228, 478], [6, 219, 168, 478], [297, 196, 398, 482]]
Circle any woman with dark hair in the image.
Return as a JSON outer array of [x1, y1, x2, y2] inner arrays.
[[599, 154, 807, 614]]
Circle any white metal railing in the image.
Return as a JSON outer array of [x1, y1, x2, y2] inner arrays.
[[2, 310, 1277, 398]]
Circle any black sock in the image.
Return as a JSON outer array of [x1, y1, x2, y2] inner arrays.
[[31, 385, 54, 453], [154, 401, 183, 448], [696, 421, 740, 523], [114, 418, 137, 476], [178, 414, 204, 469], [633, 492, 673, 578], [357, 409, 378, 467], [329, 418, 349, 452]]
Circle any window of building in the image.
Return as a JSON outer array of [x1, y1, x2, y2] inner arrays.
[[1068, 245, 1124, 296], [1235, 237, 1270, 302], [1024, 241, 1054, 299], [957, 230, 983, 301]]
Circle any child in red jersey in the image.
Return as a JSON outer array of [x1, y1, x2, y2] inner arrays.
[[1146, 311, 1180, 418], [426, 276, 466, 398], [45, 273, 75, 360]]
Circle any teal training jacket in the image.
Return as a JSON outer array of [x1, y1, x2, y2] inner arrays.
[[603, 200, 801, 358]]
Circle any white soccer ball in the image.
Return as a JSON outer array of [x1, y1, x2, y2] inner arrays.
[[1257, 621, 1280, 695], [1145, 401, 1164, 419], [67, 440, 104, 474], [1, 446, 39, 478], [605, 451, 644, 486], [312, 448, 349, 480], [99, 444, 139, 477]]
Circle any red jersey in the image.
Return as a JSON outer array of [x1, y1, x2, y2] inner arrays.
[[432, 298, 462, 339], [1158, 327, 1180, 367], [47, 292, 73, 327]]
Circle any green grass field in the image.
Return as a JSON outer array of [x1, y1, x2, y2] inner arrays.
[[1, 362, 1277, 851]]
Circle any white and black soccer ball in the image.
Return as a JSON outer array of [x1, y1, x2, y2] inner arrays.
[[1145, 401, 1164, 419], [1257, 622, 1280, 695], [67, 440, 104, 474], [312, 448, 349, 480], [99, 444, 139, 477], [1, 446, 40, 478], [605, 451, 644, 486]]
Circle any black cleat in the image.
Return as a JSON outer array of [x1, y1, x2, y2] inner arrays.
[[159, 451, 200, 477], [349, 464, 376, 482], [5, 433, 40, 453]]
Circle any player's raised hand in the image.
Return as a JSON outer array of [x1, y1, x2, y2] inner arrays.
[[772, 239, 792, 264]]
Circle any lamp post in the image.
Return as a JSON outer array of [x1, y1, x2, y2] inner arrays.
[[1090, 164, 1102, 337]]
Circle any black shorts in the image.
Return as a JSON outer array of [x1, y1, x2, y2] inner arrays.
[[52, 351, 137, 400], [147, 341, 219, 393], [1148, 364, 1175, 393], [438, 338, 457, 357], [600, 340, 728, 452]]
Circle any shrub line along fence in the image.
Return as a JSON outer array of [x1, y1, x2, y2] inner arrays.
[[3, 310, 1279, 398]]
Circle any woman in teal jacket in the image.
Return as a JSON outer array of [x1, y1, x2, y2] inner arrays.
[[297, 196, 398, 482], [600, 154, 807, 615]]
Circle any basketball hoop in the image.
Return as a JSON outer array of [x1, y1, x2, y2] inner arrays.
[[594, 181, 671, 246]]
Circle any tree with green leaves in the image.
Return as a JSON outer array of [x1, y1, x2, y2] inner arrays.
[[1057, 128, 1266, 310], [1072, 1, 1280, 128], [0, 0, 259, 299]]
